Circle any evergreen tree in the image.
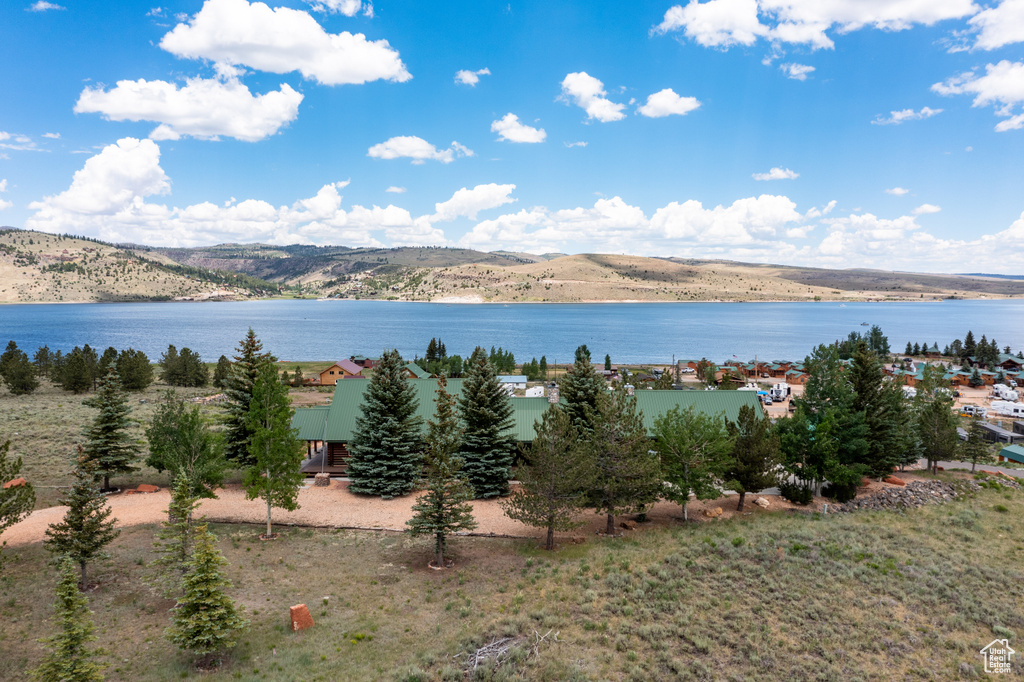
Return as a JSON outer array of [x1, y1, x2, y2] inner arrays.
[[150, 475, 202, 597], [905, 341, 913, 356], [222, 330, 273, 466], [31, 556, 105, 682], [560, 345, 604, 433], [291, 366, 304, 387], [963, 330, 976, 359], [426, 338, 439, 363], [961, 419, 996, 473], [587, 389, 662, 535], [1, 342, 39, 395], [407, 376, 477, 566], [654, 406, 734, 521], [145, 393, 225, 499], [500, 405, 595, 549], [912, 342, 921, 355], [44, 450, 120, 589], [1, 440, 36, 572], [160, 345, 181, 385], [166, 524, 247, 665], [33, 344, 52, 377], [179, 348, 209, 387], [604, 354, 612, 371], [696, 358, 718, 387], [539, 356, 547, 380], [725, 405, 780, 511], [850, 342, 904, 477], [457, 348, 516, 498], [61, 349, 92, 394], [242, 364, 305, 538], [866, 325, 890, 355], [212, 355, 231, 389], [97, 347, 118, 378], [81, 369, 140, 491], [81, 345, 99, 388], [918, 390, 958, 474], [969, 367, 983, 387], [347, 349, 423, 498], [116, 348, 153, 390]]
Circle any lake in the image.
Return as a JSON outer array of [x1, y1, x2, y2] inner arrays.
[[0, 299, 1022, 365]]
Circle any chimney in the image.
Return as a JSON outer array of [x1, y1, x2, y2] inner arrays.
[[548, 386, 559, 403]]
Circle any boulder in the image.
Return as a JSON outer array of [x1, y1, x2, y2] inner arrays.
[[860, 477, 874, 487], [883, 476, 906, 487], [290, 604, 314, 632], [136, 484, 159, 493], [702, 506, 723, 518], [2, 477, 27, 489], [753, 496, 770, 509]]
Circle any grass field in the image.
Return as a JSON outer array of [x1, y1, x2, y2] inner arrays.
[[1, 478, 1021, 681]]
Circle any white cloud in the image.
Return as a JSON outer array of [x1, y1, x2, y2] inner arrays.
[[564, 141, 588, 148], [933, 60, 1024, 131], [885, 186, 910, 195], [160, 0, 410, 86], [969, 0, 1024, 51], [912, 203, 941, 214], [0, 132, 39, 152], [0, 179, 7, 192], [871, 106, 943, 125], [637, 88, 701, 117], [491, 113, 547, 143], [431, 183, 517, 222], [74, 76, 303, 142], [385, 186, 406, 193], [559, 72, 626, 123], [654, 0, 976, 51], [0, 179, 9, 211], [27, 1, 65, 11], [42, 132, 61, 139], [367, 136, 473, 164], [307, 0, 364, 16], [455, 68, 491, 86], [780, 63, 815, 80], [752, 167, 799, 181]]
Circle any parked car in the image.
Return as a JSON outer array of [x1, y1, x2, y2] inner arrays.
[[680, 367, 695, 374]]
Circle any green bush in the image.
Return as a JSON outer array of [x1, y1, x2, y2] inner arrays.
[[822, 482, 858, 503], [779, 481, 813, 505]]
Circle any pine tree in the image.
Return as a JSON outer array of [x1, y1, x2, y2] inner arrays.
[[116, 348, 153, 390], [33, 345, 52, 377], [97, 347, 118, 378], [81, 369, 140, 491], [457, 348, 516, 498], [1, 342, 40, 395], [407, 376, 477, 567], [212, 355, 231, 389], [726, 405, 780, 511], [81, 345, 99, 389], [166, 524, 247, 665], [222, 330, 273, 466], [347, 349, 423, 498], [150, 475, 201, 597], [500, 405, 595, 549], [850, 342, 904, 477], [145, 393, 225, 499], [912, 342, 921, 356], [62, 349, 92, 394], [969, 367, 983, 387], [49, 349, 66, 385], [1, 439, 36, 572], [604, 354, 612, 371], [654, 406, 734, 521], [961, 419, 996, 472], [179, 348, 209, 387], [560, 345, 603, 433], [918, 391, 959, 474], [587, 389, 662, 535], [539, 356, 547, 380], [44, 450, 120, 589], [243, 364, 305, 538], [963, 330, 976, 359], [160, 345, 182, 385], [905, 342, 913, 355], [31, 555, 105, 682]]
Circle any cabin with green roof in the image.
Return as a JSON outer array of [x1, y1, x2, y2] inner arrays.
[[292, 379, 762, 474]]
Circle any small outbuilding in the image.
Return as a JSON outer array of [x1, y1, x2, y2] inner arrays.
[[998, 444, 1024, 465]]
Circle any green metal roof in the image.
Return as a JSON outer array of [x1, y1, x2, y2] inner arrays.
[[294, 379, 762, 444], [1000, 444, 1024, 464], [292, 405, 329, 440], [404, 363, 429, 379]]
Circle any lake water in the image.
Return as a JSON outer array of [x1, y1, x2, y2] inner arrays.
[[0, 299, 1021, 365]]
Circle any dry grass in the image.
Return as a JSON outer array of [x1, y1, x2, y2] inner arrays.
[[1, 476, 1021, 681]]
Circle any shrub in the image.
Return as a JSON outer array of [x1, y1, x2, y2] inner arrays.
[[779, 481, 813, 505], [822, 482, 857, 503]]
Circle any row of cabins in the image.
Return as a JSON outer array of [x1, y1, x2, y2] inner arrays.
[[292, 378, 762, 473], [888, 361, 1024, 389], [679, 359, 811, 385]]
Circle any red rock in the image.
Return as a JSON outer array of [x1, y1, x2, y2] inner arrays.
[[883, 476, 906, 486], [2, 477, 27, 489], [860, 477, 873, 487], [290, 604, 314, 632], [937, 467, 944, 471], [136, 484, 159, 493]]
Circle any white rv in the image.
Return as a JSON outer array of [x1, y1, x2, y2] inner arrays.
[[770, 383, 790, 401], [993, 385, 1020, 401], [990, 400, 1024, 418]]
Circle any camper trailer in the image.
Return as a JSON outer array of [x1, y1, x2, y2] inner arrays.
[[991, 400, 1024, 418], [770, 383, 791, 401], [961, 405, 987, 418], [993, 385, 1020, 402]]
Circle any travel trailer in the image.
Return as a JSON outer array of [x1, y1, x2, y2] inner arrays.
[[991, 400, 1024, 418], [770, 383, 790, 401]]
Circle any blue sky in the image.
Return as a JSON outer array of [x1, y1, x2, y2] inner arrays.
[[2, 0, 1024, 273]]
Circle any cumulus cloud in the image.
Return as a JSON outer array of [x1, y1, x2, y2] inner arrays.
[[74, 76, 303, 142], [637, 88, 701, 117], [430, 183, 516, 222], [559, 72, 626, 122], [307, 0, 368, 16], [385, 186, 406, 193], [885, 187, 910, 195], [27, 1, 65, 11], [871, 106, 943, 125], [160, 0, 410, 86], [367, 136, 473, 164], [968, 0, 1024, 51], [780, 63, 815, 80], [912, 203, 941, 214], [491, 113, 546, 143], [653, 0, 976, 52], [455, 68, 491, 86], [752, 167, 799, 181], [933, 60, 1024, 131]]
